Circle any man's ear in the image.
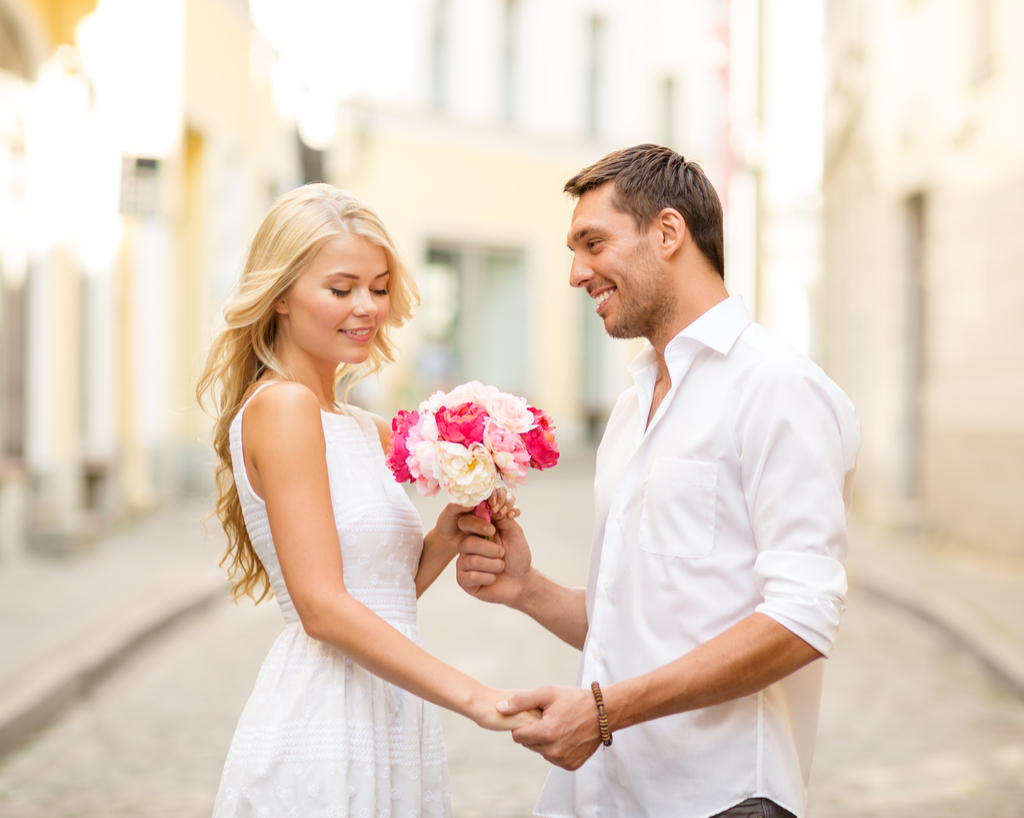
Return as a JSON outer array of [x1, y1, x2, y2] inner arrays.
[[656, 207, 686, 257]]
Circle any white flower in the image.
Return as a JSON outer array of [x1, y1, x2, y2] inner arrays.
[[436, 441, 497, 507], [443, 380, 499, 409], [418, 390, 447, 415]]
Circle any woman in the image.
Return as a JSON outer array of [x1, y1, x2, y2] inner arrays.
[[197, 184, 531, 817]]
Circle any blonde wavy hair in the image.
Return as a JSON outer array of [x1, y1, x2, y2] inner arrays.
[[196, 184, 418, 602]]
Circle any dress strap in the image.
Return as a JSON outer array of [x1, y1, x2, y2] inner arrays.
[[235, 381, 281, 424]]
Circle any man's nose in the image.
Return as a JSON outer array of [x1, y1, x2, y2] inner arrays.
[[569, 255, 592, 289]]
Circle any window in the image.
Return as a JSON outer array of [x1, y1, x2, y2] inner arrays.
[[661, 75, 676, 147], [119, 156, 160, 217], [298, 132, 324, 184], [970, 0, 995, 84], [0, 9, 26, 78], [900, 192, 927, 499], [586, 15, 604, 137], [421, 243, 526, 395], [502, 0, 521, 124], [431, 0, 450, 110]]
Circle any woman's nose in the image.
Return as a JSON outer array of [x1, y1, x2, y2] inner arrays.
[[352, 288, 377, 316]]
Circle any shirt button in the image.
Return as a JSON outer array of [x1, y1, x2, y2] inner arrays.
[[592, 648, 601, 661], [615, 513, 624, 524], [602, 581, 610, 593]]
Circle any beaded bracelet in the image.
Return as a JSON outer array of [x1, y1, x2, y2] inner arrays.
[[590, 682, 613, 746]]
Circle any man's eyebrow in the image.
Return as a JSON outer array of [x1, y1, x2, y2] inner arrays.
[[567, 226, 598, 249]]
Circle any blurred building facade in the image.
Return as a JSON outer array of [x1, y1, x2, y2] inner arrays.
[[822, 0, 1024, 557], [0, 0, 297, 556], [0, 0, 825, 559], [260, 0, 738, 440]]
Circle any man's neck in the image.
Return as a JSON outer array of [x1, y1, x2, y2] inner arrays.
[[644, 281, 729, 429], [646, 350, 672, 430], [648, 287, 729, 359]]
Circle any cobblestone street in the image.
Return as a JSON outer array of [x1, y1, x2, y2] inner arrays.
[[1, 468, 1023, 817]]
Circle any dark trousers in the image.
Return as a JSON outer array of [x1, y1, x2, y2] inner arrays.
[[710, 797, 798, 818]]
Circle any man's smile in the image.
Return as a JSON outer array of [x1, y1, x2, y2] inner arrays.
[[589, 285, 616, 314]]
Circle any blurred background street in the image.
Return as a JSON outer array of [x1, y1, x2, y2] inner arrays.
[[1, 466, 1023, 817], [1, 0, 1024, 815]]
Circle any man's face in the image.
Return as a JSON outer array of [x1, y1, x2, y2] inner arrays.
[[566, 183, 675, 341]]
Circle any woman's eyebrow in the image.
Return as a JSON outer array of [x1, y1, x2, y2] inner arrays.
[[326, 270, 391, 280]]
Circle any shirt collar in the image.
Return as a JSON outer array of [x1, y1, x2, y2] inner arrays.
[[627, 295, 752, 379]]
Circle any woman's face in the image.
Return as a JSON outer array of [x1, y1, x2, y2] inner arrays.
[[275, 233, 391, 367]]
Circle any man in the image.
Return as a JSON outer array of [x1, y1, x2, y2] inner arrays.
[[456, 144, 860, 818]]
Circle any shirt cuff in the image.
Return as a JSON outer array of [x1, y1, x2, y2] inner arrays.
[[753, 551, 848, 657]]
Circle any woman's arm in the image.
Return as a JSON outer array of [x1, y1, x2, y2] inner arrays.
[[366, 411, 455, 597], [245, 383, 533, 730], [415, 507, 461, 597]]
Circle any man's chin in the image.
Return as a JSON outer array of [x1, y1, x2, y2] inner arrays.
[[604, 320, 644, 341], [598, 310, 631, 339]]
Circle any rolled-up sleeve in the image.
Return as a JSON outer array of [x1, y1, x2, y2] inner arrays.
[[736, 357, 861, 657]]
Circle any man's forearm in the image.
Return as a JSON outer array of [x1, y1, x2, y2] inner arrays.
[[515, 570, 588, 650], [602, 612, 822, 732]]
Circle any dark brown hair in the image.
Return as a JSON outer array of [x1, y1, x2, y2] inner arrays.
[[564, 144, 725, 278]]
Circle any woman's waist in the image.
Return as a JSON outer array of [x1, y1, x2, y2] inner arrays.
[[346, 584, 418, 626], [275, 583, 418, 631]]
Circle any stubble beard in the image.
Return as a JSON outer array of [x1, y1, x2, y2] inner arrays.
[[603, 241, 676, 342]]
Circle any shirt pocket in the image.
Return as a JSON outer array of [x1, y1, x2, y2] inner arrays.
[[639, 458, 718, 558]]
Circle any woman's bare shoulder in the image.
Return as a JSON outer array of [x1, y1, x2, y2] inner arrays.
[[244, 381, 324, 442]]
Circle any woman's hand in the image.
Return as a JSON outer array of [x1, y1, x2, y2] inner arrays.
[[471, 686, 542, 731], [432, 502, 468, 546], [487, 486, 520, 523]]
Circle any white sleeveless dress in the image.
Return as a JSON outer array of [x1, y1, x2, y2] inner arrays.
[[213, 385, 451, 818]]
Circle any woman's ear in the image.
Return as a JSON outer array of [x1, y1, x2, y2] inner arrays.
[[274, 297, 289, 315]]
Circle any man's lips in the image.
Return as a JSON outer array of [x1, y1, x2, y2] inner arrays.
[[591, 287, 616, 314]]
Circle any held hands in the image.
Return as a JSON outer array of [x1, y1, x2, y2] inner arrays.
[[497, 686, 603, 770], [472, 686, 542, 732]]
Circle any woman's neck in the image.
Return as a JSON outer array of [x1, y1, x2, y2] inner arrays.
[[270, 350, 338, 412]]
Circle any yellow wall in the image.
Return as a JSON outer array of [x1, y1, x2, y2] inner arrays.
[[328, 116, 597, 424], [24, 0, 96, 46]]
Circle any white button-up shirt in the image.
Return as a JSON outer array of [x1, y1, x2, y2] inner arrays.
[[534, 297, 860, 818]]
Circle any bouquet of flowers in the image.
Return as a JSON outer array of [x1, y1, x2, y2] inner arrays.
[[385, 381, 559, 521]]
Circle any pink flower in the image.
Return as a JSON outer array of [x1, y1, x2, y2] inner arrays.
[[436, 401, 488, 446], [522, 407, 559, 470], [407, 414, 442, 496], [483, 418, 531, 485], [385, 410, 419, 483], [485, 391, 534, 434]]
